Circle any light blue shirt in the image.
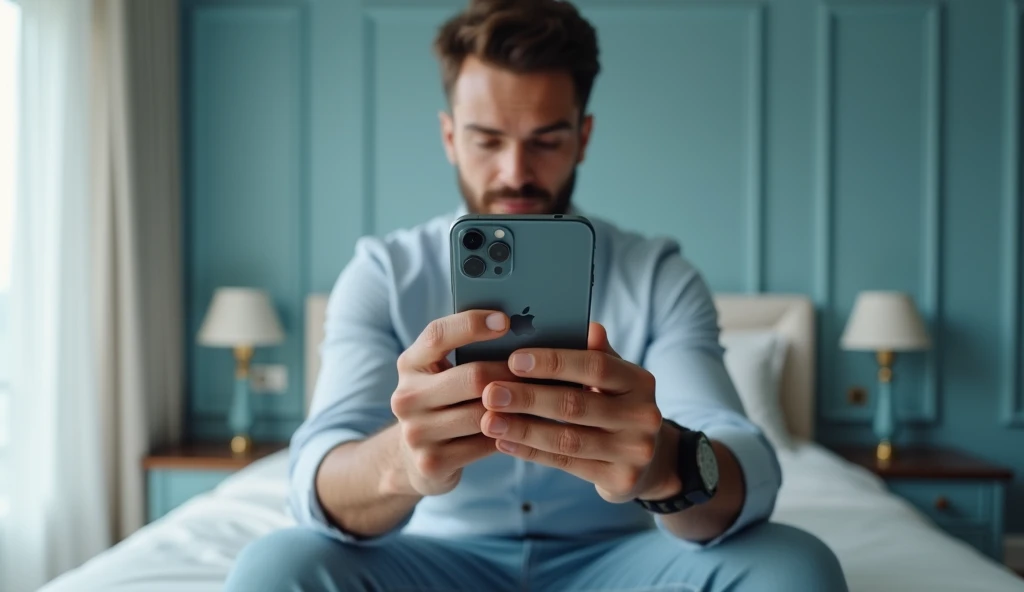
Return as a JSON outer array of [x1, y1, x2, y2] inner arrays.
[[289, 206, 781, 549]]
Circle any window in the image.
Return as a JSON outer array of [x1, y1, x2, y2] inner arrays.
[[0, 0, 21, 515]]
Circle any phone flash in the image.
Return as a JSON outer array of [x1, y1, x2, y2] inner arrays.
[[494, 229, 506, 239]]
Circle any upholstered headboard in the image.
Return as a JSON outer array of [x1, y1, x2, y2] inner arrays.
[[713, 294, 816, 441], [304, 292, 816, 442]]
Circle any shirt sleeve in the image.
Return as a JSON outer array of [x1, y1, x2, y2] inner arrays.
[[287, 237, 413, 545], [640, 245, 782, 549]]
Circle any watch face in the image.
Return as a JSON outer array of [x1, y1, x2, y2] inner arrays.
[[697, 437, 719, 492]]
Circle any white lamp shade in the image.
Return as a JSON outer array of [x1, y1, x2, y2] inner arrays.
[[840, 291, 931, 351], [197, 287, 285, 347]]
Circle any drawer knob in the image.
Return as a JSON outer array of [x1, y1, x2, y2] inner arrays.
[[934, 495, 950, 511]]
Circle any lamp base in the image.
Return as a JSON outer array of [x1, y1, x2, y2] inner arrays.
[[876, 439, 893, 465], [231, 435, 253, 456]]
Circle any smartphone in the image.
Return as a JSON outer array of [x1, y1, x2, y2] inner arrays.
[[449, 214, 596, 371]]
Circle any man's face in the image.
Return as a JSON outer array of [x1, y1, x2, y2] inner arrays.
[[440, 56, 593, 215]]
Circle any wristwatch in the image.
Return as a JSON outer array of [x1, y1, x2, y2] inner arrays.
[[634, 419, 719, 514]]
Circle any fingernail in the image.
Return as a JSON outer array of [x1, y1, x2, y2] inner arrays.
[[497, 440, 517, 453], [488, 385, 511, 408], [488, 415, 508, 435], [486, 313, 506, 331], [511, 353, 534, 373]]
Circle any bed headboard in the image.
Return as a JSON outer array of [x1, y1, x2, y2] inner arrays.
[[713, 294, 816, 442], [304, 292, 816, 442]]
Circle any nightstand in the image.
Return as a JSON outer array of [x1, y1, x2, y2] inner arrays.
[[143, 441, 288, 522], [834, 445, 1013, 561]]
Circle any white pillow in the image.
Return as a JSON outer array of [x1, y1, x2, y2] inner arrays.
[[719, 330, 793, 451]]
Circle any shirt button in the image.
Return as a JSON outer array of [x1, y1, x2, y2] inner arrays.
[[521, 502, 532, 513]]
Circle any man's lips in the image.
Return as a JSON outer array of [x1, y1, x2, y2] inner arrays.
[[491, 197, 548, 214]]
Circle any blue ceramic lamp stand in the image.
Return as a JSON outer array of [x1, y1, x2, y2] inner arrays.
[[872, 350, 896, 464], [228, 345, 255, 455]]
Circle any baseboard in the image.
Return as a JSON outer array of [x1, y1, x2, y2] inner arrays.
[[1005, 535, 1024, 573]]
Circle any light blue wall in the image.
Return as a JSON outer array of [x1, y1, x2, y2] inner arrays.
[[180, 0, 1024, 531]]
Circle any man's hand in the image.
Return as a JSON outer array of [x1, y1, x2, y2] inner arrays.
[[479, 322, 676, 503], [389, 310, 518, 497]]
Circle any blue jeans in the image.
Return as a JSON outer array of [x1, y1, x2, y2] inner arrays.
[[224, 523, 848, 592]]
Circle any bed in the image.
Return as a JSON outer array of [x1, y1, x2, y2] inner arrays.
[[41, 294, 1024, 591]]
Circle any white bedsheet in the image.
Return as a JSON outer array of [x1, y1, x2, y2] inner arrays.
[[41, 443, 1024, 592], [771, 444, 1024, 591]]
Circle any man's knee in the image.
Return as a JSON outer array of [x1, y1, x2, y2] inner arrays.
[[225, 527, 355, 592], [738, 523, 847, 592]]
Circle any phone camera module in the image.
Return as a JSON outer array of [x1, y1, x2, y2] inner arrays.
[[463, 255, 486, 278], [488, 241, 510, 263], [462, 229, 485, 251]]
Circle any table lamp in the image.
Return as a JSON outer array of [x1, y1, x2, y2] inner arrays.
[[840, 291, 931, 464], [197, 287, 285, 455]]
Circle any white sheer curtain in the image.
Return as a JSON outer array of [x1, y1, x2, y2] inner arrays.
[[1, 0, 182, 589], [3, 1, 110, 590], [92, 0, 183, 541]]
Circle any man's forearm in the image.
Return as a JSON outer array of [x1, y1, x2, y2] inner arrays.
[[314, 423, 423, 539]]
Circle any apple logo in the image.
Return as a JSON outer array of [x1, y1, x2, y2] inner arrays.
[[509, 306, 536, 336]]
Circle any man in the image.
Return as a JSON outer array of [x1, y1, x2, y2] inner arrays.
[[226, 1, 847, 590]]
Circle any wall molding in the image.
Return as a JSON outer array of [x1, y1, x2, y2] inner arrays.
[[815, 2, 943, 424], [582, 3, 768, 293], [1002, 0, 1024, 427], [184, 0, 311, 439], [362, 14, 378, 236], [745, 5, 766, 293]]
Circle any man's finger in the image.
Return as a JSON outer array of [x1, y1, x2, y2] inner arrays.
[[432, 361, 518, 406], [480, 411, 617, 462], [492, 438, 610, 486], [482, 381, 623, 429], [508, 348, 635, 394], [415, 433, 497, 481], [403, 401, 488, 447], [587, 322, 622, 359], [399, 310, 509, 371], [394, 361, 516, 415]]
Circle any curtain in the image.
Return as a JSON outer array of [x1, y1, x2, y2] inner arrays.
[[3, 0, 109, 590], [92, 0, 183, 542], [2, 0, 182, 588]]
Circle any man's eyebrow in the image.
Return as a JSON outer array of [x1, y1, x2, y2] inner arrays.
[[463, 120, 575, 136], [530, 120, 573, 135], [464, 123, 504, 136]]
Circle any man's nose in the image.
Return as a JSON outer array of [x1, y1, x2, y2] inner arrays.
[[497, 143, 533, 189]]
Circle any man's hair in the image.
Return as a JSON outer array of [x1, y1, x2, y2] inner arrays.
[[433, 0, 601, 112]]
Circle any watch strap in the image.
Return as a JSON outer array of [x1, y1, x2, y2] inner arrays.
[[633, 419, 712, 514]]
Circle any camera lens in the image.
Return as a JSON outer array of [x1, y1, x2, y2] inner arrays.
[[463, 256, 485, 277], [462, 230, 484, 250], [488, 241, 510, 263]]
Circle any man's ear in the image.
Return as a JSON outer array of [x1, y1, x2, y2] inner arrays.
[[577, 114, 594, 165], [439, 110, 457, 165]]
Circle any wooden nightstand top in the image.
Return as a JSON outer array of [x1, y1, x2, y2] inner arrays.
[[832, 445, 1013, 481], [143, 441, 289, 471]]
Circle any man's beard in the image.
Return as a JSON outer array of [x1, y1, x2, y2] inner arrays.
[[457, 169, 576, 215]]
